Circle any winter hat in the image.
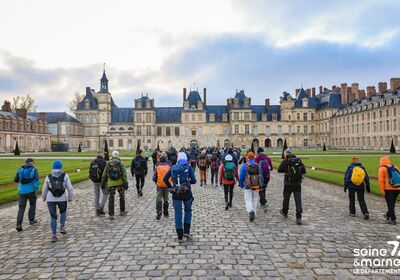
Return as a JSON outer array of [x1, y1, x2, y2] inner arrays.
[[26, 158, 34, 164], [177, 152, 187, 162], [257, 147, 264, 153], [53, 160, 63, 170], [247, 151, 255, 159], [112, 151, 119, 158]]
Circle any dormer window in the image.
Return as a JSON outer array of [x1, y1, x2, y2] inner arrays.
[[302, 98, 308, 107], [84, 100, 90, 110]]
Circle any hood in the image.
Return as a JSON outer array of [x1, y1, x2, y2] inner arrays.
[[247, 159, 256, 164], [51, 169, 65, 177], [177, 159, 188, 165], [256, 153, 268, 160], [380, 157, 392, 167]]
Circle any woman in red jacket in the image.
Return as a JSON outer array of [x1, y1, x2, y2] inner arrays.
[[219, 155, 239, 210]]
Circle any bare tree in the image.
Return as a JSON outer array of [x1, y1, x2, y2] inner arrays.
[[68, 91, 84, 114], [11, 94, 37, 112]]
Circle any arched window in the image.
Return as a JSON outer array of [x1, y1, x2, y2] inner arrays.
[[119, 127, 125, 131], [224, 139, 231, 148], [110, 127, 116, 131]]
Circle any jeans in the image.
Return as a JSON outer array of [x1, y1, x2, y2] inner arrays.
[[190, 161, 196, 172], [259, 177, 270, 206], [244, 189, 258, 214], [47, 201, 67, 234], [94, 183, 108, 210], [16, 192, 37, 226], [156, 188, 169, 213], [385, 190, 400, 221], [223, 184, 234, 204], [108, 187, 125, 216], [282, 189, 303, 218], [211, 169, 219, 185], [348, 188, 368, 215], [173, 198, 193, 230], [136, 175, 145, 192]]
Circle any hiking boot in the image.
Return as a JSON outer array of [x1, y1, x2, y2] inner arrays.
[[280, 209, 288, 218], [296, 218, 302, 225], [349, 213, 356, 217], [29, 220, 37, 225], [156, 212, 162, 220], [96, 208, 105, 215], [364, 214, 370, 220], [390, 220, 397, 225], [249, 211, 255, 222], [184, 233, 192, 240], [163, 203, 169, 217], [16, 225, 23, 232], [51, 235, 57, 242], [183, 223, 191, 239], [200, 182, 203, 187], [225, 203, 229, 211], [177, 229, 184, 242], [60, 228, 67, 235], [228, 202, 232, 208], [263, 204, 268, 213], [139, 189, 143, 197], [109, 215, 115, 220], [384, 214, 390, 221], [120, 211, 128, 216]]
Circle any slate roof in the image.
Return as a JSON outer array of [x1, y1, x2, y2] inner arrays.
[[29, 112, 81, 124], [187, 91, 202, 108], [77, 88, 99, 110], [0, 111, 39, 121], [155, 107, 183, 123], [294, 88, 319, 109], [206, 105, 227, 122], [111, 108, 133, 124], [316, 92, 342, 110], [251, 105, 281, 121]]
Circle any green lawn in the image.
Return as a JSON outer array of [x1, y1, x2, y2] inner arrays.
[[0, 159, 132, 204], [264, 149, 391, 155], [0, 151, 140, 157]]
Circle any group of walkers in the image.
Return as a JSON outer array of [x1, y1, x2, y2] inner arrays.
[[13, 144, 400, 242]]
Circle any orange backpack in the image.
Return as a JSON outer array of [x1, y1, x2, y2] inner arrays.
[[156, 165, 172, 188]]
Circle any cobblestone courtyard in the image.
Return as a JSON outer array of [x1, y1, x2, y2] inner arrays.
[[0, 167, 399, 279]]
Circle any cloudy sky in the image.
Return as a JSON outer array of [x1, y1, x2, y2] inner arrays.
[[1, 0, 400, 112]]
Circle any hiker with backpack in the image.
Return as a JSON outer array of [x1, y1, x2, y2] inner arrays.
[[14, 158, 40, 232], [168, 147, 178, 165], [222, 148, 238, 167], [163, 152, 196, 242], [255, 147, 273, 211], [131, 149, 148, 197], [344, 157, 370, 219], [219, 154, 239, 210], [210, 152, 221, 187], [102, 151, 128, 219], [378, 157, 400, 225], [152, 152, 171, 220], [278, 149, 306, 225], [42, 160, 74, 242], [89, 150, 108, 216], [239, 151, 264, 221], [197, 149, 210, 186], [152, 149, 159, 171], [189, 147, 198, 172]]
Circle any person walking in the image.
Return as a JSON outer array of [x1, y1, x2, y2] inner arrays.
[[89, 150, 108, 215], [163, 152, 196, 242], [210, 152, 221, 187], [239, 152, 264, 221], [219, 154, 239, 210], [379, 157, 400, 225], [102, 151, 128, 219], [152, 152, 171, 220], [277, 149, 306, 225], [42, 160, 74, 242], [344, 157, 370, 219], [131, 149, 148, 197], [197, 150, 210, 186], [255, 147, 273, 211], [151, 149, 159, 171], [189, 147, 198, 172], [14, 158, 40, 232]]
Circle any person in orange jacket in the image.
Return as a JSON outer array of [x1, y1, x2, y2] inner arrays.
[[152, 153, 171, 220], [378, 157, 400, 225]]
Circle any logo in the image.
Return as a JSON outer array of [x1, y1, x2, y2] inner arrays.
[[353, 236, 400, 275]]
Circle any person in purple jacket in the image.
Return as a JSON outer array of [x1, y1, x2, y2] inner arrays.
[[255, 147, 273, 211]]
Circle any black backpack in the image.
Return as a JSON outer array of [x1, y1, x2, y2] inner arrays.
[[286, 158, 305, 185], [89, 159, 102, 183], [108, 161, 123, 180], [48, 173, 66, 197], [134, 157, 145, 173], [246, 163, 261, 190]]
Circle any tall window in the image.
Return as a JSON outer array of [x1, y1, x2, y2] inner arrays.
[[245, 124, 250, 134], [185, 115, 189, 121], [234, 112, 239, 121], [265, 126, 270, 135], [277, 125, 282, 134], [288, 125, 292, 134], [137, 126, 142, 136], [234, 125, 239, 135], [297, 126, 300, 133], [146, 113, 152, 123], [136, 113, 142, 123], [297, 113, 300, 121], [109, 140, 114, 147], [304, 125, 308, 134], [244, 112, 250, 121], [175, 127, 180, 136], [311, 125, 314, 134], [157, 127, 162, 136], [311, 113, 314, 121], [191, 115, 195, 121], [303, 113, 308, 121], [223, 127, 228, 135], [146, 126, 151, 136], [386, 120, 390, 131], [118, 139, 123, 147], [198, 114, 202, 121], [166, 127, 171, 136]]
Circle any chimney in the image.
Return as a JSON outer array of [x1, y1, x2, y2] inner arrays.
[[1, 100, 11, 112], [312, 87, 316, 97], [319, 85, 323, 93], [358, 90, 366, 99], [366, 86, 376, 97], [183, 88, 187, 101], [86, 86, 91, 94], [203, 88, 207, 107], [16, 108, 27, 119], [295, 88, 300, 97], [226, 98, 231, 111], [39, 112, 46, 122], [390, 78, 400, 90], [265, 98, 270, 110], [306, 88, 311, 97], [340, 83, 348, 104], [378, 82, 387, 93], [332, 85, 337, 91]]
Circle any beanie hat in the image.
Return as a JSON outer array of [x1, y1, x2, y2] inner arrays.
[[247, 151, 255, 159], [257, 147, 264, 153], [112, 151, 119, 158], [53, 160, 63, 170]]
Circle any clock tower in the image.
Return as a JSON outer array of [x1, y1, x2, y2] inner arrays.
[[97, 67, 112, 136]]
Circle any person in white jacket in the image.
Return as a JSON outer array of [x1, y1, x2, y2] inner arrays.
[[42, 160, 74, 242]]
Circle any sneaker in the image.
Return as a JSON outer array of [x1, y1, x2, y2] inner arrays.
[[183, 233, 192, 240], [350, 213, 356, 217], [225, 203, 229, 211], [364, 214, 369, 220], [120, 211, 128, 216], [109, 215, 115, 220], [178, 238, 184, 243], [51, 235, 57, 242], [263, 204, 268, 213], [200, 182, 203, 187], [156, 212, 162, 220], [139, 190, 143, 197], [296, 218, 302, 225], [29, 220, 37, 225], [96, 208, 105, 215], [60, 228, 67, 235], [163, 211, 169, 217], [249, 211, 255, 222], [16, 225, 23, 232], [228, 202, 232, 208], [280, 210, 288, 218], [392, 220, 397, 225], [384, 214, 390, 221]]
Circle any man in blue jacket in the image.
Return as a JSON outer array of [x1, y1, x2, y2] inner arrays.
[[14, 158, 40, 231], [239, 152, 264, 222], [344, 157, 370, 219]]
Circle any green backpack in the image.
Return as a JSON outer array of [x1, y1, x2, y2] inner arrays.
[[224, 162, 235, 180]]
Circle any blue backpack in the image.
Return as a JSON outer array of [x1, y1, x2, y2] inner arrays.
[[387, 166, 400, 188], [171, 164, 190, 200], [19, 167, 35, 185]]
